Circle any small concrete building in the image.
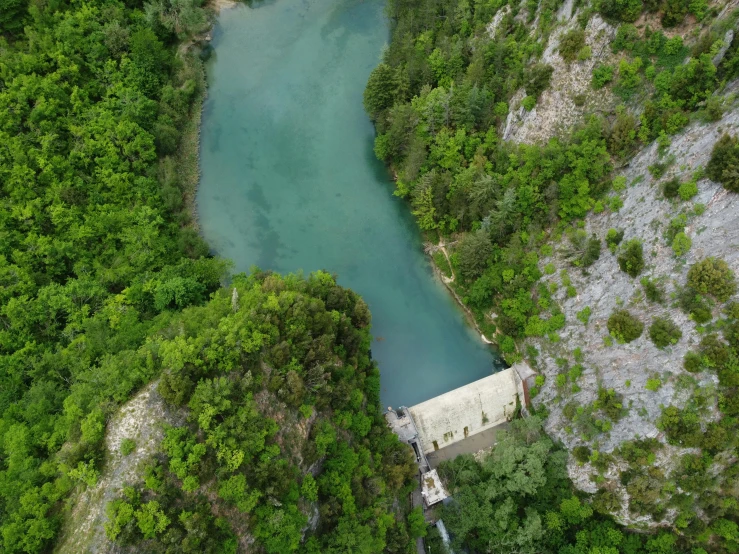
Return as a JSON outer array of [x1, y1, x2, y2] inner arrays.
[[420, 469, 448, 507]]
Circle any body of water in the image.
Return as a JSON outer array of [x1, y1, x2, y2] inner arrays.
[[197, 0, 503, 407]]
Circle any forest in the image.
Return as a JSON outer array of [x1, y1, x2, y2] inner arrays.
[[364, 0, 739, 551], [0, 0, 423, 551], [1, 0, 739, 549]]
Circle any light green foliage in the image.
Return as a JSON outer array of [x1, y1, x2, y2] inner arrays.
[[121, 439, 136, 456], [592, 64, 615, 89], [678, 180, 699, 200], [577, 306, 592, 325], [522, 95, 537, 110], [408, 507, 427, 539], [616, 57, 643, 98], [545, 263, 556, 275], [672, 232, 691, 256], [135, 501, 170, 539], [606, 229, 624, 253], [646, 377, 662, 391]]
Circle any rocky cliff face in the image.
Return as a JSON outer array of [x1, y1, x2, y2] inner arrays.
[[528, 95, 739, 527]]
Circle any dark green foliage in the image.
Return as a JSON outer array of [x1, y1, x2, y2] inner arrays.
[[364, 64, 399, 122], [524, 63, 554, 98], [581, 236, 602, 267], [706, 133, 739, 192], [648, 317, 682, 348], [678, 286, 713, 324], [641, 278, 665, 303], [600, 0, 644, 22], [559, 29, 586, 62], [698, 334, 730, 368], [456, 230, 493, 282], [683, 351, 703, 373], [608, 111, 638, 156], [0, 0, 27, 34], [595, 387, 625, 420], [661, 0, 689, 27], [617, 239, 645, 277], [573, 445, 592, 463], [662, 177, 681, 199], [607, 309, 644, 342], [687, 257, 737, 302]]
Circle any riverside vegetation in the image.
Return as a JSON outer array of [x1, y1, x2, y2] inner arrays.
[[365, 0, 739, 551], [0, 1, 422, 553], [2, 0, 739, 552]]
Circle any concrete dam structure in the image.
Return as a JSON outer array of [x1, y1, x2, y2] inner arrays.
[[408, 363, 534, 454], [387, 362, 535, 458], [386, 363, 536, 509]]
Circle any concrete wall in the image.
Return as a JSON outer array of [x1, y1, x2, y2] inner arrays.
[[408, 369, 519, 454]]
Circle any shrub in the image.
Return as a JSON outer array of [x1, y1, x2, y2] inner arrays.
[[581, 236, 602, 267], [678, 287, 713, 324], [657, 406, 702, 447], [699, 334, 730, 368], [559, 29, 586, 62], [573, 445, 592, 463], [606, 229, 624, 253], [706, 133, 739, 192], [608, 309, 644, 343], [672, 232, 691, 256], [617, 239, 645, 277], [121, 439, 136, 456], [641, 278, 665, 303], [687, 257, 737, 302], [645, 377, 662, 391], [522, 95, 537, 111], [662, 0, 688, 27], [649, 317, 683, 348], [578, 46, 592, 61], [592, 64, 615, 89], [662, 177, 681, 199], [683, 351, 703, 372], [678, 180, 698, 200], [577, 306, 592, 325], [600, 0, 644, 22], [595, 387, 625, 420], [524, 63, 554, 98]]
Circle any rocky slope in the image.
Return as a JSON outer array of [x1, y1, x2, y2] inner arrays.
[[529, 96, 739, 527]]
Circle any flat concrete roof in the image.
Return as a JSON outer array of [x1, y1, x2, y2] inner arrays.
[[421, 469, 448, 507]]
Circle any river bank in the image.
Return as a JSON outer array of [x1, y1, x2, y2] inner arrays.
[[426, 241, 498, 346], [194, 0, 500, 407]]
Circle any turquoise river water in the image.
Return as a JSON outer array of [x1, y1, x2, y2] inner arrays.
[[197, 0, 503, 407]]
